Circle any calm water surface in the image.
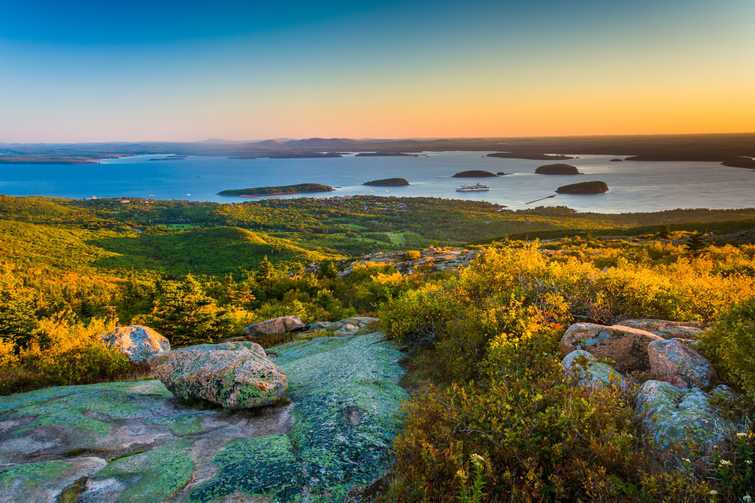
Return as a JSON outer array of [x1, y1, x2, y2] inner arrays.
[[0, 152, 753, 213]]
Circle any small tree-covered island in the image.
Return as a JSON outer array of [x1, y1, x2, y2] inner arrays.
[[218, 183, 335, 197]]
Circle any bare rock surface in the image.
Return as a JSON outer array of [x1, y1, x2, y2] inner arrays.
[[648, 338, 714, 388], [101, 325, 170, 363]]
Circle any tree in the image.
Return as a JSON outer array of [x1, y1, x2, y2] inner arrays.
[[686, 232, 708, 255], [143, 275, 232, 346], [0, 291, 39, 354]]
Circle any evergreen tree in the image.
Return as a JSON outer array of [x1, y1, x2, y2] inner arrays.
[[687, 232, 708, 255], [0, 291, 39, 354], [144, 275, 231, 346]]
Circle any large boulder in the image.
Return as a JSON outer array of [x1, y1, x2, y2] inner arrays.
[[245, 316, 305, 337], [635, 380, 736, 457], [152, 341, 287, 409], [648, 338, 714, 388], [560, 323, 663, 372], [562, 350, 627, 389], [615, 319, 704, 340], [101, 325, 170, 363]]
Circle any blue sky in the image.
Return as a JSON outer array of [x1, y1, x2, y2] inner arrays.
[[1, 0, 753, 141]]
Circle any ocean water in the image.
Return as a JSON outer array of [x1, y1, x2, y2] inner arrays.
[[0, 151, 753, 213]]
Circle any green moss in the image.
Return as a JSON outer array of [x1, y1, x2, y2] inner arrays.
[[0, 459, 71, 491], [93, 440, 194, 502], [189, 435, 300, 502]]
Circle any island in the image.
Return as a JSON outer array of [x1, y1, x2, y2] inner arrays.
[[218, 183, 335, 197], [487, 152, 574, 160], [355, 152, 418, 157], [363, 177, 410, 186], [556, 181, 609, 194], [452, 170, 497, 178], [535, 163, 580, 175], [150, 155, 187, 161], [610, 158, 624, 162], [231, 152, 343, 160]]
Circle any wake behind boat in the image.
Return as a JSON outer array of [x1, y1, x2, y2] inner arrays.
[[456, 182, 490, 193]]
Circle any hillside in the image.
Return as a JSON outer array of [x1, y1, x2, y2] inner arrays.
[[0, 194, 752, 501]]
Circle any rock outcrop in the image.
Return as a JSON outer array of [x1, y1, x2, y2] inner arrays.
[[560, 323, 662, 372], [562, 349, 627, 389], [0, 330, 407, 501], [535, 163, 580, 175], [647, 338, 714, 388], [307, 316, 379, 335], [101, 325, 170, 363], [635, 381, 736, 457], [151, 341, 287, 409], [245, 315, 305, 337], [616, 319, 703, 340], [560, 320, 743, 464], [329, 247, 479, 276]]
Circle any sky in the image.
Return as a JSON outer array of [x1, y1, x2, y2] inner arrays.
[[0, 0, 754, 142]]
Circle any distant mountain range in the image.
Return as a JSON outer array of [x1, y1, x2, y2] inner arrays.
[[1, 133, 754, 166]]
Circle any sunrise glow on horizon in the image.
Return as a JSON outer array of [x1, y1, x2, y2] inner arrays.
[[1, 0, 754, 142]]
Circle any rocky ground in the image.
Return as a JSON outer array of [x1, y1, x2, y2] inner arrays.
[[0, 331, 407, 502], [560, 319, 746, 463], [326, 247, 479, 276]]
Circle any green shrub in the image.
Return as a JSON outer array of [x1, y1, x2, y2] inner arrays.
[[699, 297, 755, 400], [0, 318, 135, 394]]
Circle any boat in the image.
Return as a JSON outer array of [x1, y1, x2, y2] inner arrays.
[[456, 183, 490, 193]]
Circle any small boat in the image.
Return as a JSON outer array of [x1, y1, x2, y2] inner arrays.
[[456, 183, 490, 193]]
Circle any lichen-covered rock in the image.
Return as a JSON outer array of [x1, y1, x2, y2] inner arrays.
[[305, 316, 379, 336], [0, 331, 407, 502], [101, 325, 170, 363], [560, 323, 662, 372], [648, 338, 714, 388], [635, 380, 736, 457], [244, 316, 304, 336], [616, 319, 704, 340], [561, 350, 627, 389], [0, 457, 106, 503], [151, 341, 287, 409]]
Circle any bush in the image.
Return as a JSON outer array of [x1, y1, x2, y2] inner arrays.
[[699, 297, 755, 400], [379, 244, 746, 501], [384, 326, 710, 502], [0, 318, 134, 394]]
